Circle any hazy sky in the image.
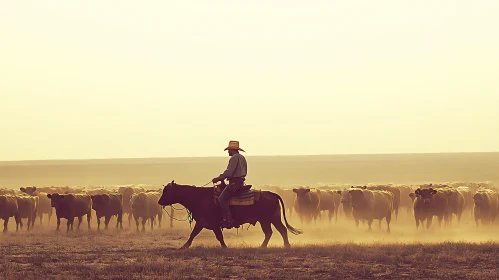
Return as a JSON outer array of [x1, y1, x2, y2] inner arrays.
[[1, 1, 498, 161]]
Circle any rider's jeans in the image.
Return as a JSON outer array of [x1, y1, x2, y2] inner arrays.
[[218, 186, 232, 213]]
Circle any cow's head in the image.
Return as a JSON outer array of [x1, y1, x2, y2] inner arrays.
[[473, 192, 487, 206], [47, 193, 73, 207], [348, 189, 365, 207], [119, 187, 135, 198], [415, 188, 437, 204], [446, 190, 459, 199], [91, 194, 109, 211], [158, 181, 179, 206], [337, 190, 351, 204], [20, 186, 37, 195], [292, 188, 311, 200]]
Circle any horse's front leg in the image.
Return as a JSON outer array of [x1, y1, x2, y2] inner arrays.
[[180, 222, 203, 249], [213, 227, 228, 248]]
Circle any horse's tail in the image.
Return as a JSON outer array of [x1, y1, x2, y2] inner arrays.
[[275, 193, 303, 235]]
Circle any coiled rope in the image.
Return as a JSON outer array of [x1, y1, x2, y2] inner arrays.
[[162, 205, 194, 230]]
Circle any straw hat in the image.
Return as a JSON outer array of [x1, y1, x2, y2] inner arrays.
[[224, 140, 245, 152]]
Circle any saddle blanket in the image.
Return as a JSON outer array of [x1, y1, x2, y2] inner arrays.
[[213, 186, 261, 206]]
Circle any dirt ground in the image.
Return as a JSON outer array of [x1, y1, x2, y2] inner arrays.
[[1, 210, 499, 280], [1, 154, 499, 279]]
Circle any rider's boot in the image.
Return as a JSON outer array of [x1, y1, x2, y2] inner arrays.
[[221, 210, 234, 228]]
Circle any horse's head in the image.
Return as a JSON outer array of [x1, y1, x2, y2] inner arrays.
[[158, 180, 177, 206]]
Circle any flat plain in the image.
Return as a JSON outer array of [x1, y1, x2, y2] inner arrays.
[[1, 153, 499, 279]]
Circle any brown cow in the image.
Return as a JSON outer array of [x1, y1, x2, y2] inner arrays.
[[442, 188, 465, 225], [130, 192, 163, 232], [317, 190, 335, 223], [20, 187, 53, 225], [16, 195, 38, 231], [261, 186, 294, 215], [144, 189, 176, 228], [275, 188, 296, 218], [329, 190, 341, 221], [397, 185, 414, 215], [349, 188, 393, 232], [118, 186, 144, 225], [473, 189, 499, 227], [457, 186, 473, 218], [368, 185, 400, 219], [147, 192, 163, 229], [91, 194, 124, 230], [410, 188, 449, 229], [47, 193, 92, 231], [293, 188, 320, 224], [336, 189, 353, 218], [0, 195, 20, 232]]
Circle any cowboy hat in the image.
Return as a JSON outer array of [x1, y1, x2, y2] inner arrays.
[[224, 140, 245, 152]]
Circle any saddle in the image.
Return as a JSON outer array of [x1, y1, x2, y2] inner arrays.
[[213, 183, 261, 206]]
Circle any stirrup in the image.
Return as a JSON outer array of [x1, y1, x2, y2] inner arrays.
[[221, 214, 234, 228], [221, 220, 233, 228]]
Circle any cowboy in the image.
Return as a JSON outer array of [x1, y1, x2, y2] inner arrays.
[[212, 140, 248, 228]]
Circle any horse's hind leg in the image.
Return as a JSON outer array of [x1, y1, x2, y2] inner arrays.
[[272, 218, 290, 248], [259, 221, 273, 248]]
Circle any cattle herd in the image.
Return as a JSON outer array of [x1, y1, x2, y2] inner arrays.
[[0, 185, 170, 232], [262, 181, 499, 232], [0, 181, 498, 234]]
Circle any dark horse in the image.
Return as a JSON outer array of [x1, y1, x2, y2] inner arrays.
[[158, 181, 302, 249]]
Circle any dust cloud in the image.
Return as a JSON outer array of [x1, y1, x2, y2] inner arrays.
[[1, 153, 498, 246]]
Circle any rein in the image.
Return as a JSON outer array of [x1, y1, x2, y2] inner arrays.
[[200, 181, 213, 187]]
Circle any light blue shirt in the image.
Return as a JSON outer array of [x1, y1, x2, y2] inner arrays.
[[218, 153, 247, 180]]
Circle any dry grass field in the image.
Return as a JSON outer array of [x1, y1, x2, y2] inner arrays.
[[1, 153, 499, 279], [0, 209, 498, 279], [1, 227, 499, 279]]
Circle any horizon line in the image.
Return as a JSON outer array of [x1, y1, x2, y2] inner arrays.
[[1, 151, 498, 164]]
